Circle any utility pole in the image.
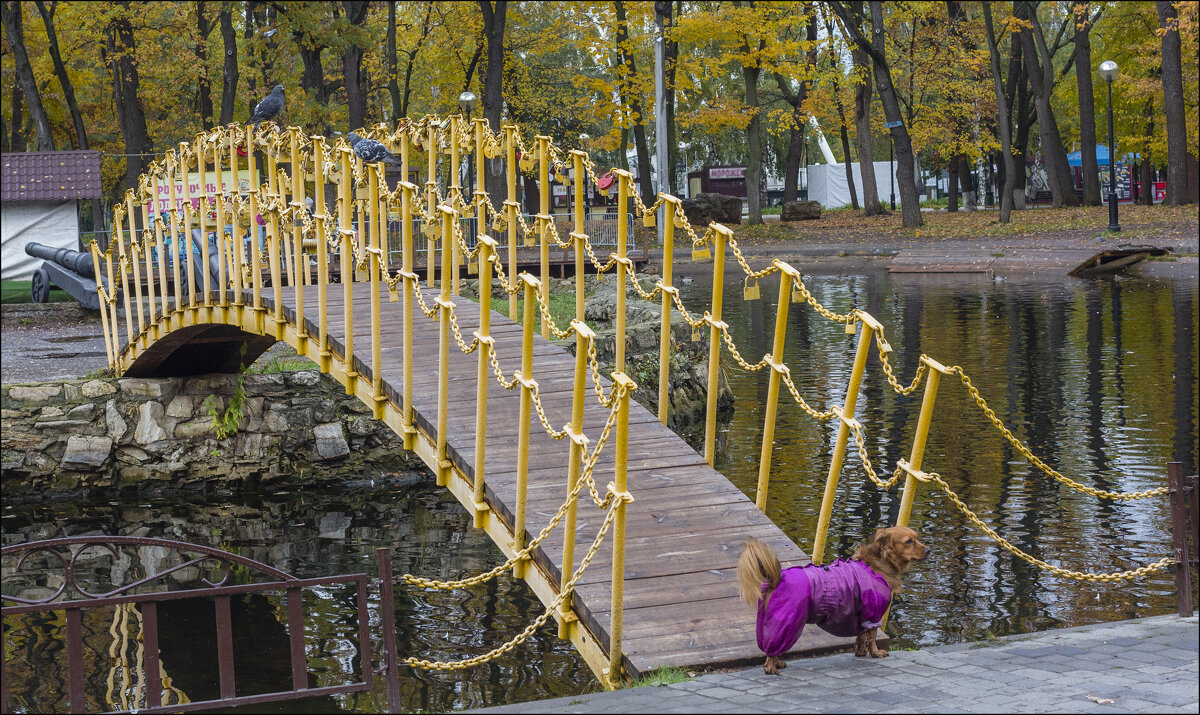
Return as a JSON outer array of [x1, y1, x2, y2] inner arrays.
[[654, 1, 669, 245]]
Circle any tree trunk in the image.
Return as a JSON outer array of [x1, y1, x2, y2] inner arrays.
[[478, 1, 507, 210], [777, 9, 817, 204], [851, 48, 882, 215], [1140, 98, 1156, 205], [1074, 2, 1100, 205], [193, 0, 214, 129], [615, 0, 655, 203], [948, 160, 959, 211], [663, 0, 678, 194], [824, 12, 858, 209], [2, 1, 54, 151], [1157, 0, 1191, 204], [9, 81, 26, 152], [387, 1, 400, 122], [343, 1, 370, 130], [1018, 1, 1077, 208], [959, 156, 976, 211], [105, 1, 153, 192], [219, 4, 238, 125], [34, 0, 88, 148], [982, 2, 1015, 222], [744, 62, 763, 225]]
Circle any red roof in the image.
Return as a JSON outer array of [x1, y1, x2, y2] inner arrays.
[[2, 150, 103, 202]]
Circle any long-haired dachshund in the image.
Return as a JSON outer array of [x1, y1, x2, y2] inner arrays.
[[738, 526, 930, 674]]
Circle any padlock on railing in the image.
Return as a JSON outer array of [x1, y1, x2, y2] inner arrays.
[[791, 285, 804, 303], [388, 282, 400, 302], [642, 211, 655, 228], [743, 277, 761, 301], [692, 243, 711, 262], [691, 325, 703, 342], [519, 155, 535, 172]]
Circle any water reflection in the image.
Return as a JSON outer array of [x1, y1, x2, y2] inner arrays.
[[2, 477, 596, 713], [681, 271, 1198, 648]]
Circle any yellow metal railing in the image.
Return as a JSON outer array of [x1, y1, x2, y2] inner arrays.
[[94, 114, 1174, 684]]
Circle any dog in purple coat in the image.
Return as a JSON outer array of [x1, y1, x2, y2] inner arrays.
[[737, 526, 930, 674]]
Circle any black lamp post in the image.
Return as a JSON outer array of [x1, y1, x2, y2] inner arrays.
[[889, 135, 896, 211], [1099, 60, 1120, 232]]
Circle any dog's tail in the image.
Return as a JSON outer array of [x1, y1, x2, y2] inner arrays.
[[738, 538, 781, 609]]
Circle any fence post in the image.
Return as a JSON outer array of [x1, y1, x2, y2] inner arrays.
[[812, 312, 873, 564], [435, 205, 455, 487], [196, 141, 214, 323], [228, 128, 245, 322], [400, 182, 418, 451], [115, 205, 135, 350], [289, 129, 308, 353], [473, 234, 498, 528], [267, 152, 286, 341], [167, 160, 184, 330], [140, 178, 158, 340], [614, 170, 632, 375], [896, 355, 952, 528], [449, 117, 462, 297], [90, 241, 114, 368], [247, 125, 262, 332], [537, 135, 551, 339], [755, 261, 797, 511], [104, 233, 122, 368], [559, 319, 594, 640], [212, 139, 229, 320], [313, 136, 331, 372], [124, 193, 146, 343], [513, 274, 540, 579], [607, 372, 636, 689], [339, 145, 357, 395], [1168, 462, 1194, 617], [375, 548, 402, 714], [370, 163, 385, 419], [658, 195, 678, 426], [505, 125, 519, 322], [704, 225, 731, 467], [426, 124, 437, 289]]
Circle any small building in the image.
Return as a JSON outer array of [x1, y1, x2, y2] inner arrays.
[[1, 150, 102, 281]]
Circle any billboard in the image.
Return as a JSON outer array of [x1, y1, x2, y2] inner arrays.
[[148, 170, 254, 214]]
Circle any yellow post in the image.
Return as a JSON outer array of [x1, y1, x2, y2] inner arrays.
[[614, 170, 632, 374], [227, 127, 244, 318], [755, 261, 798, 512], [247, 126, 262, 330], [313, 136, 331, 372], [504, 125, 519, 322], [290, 129, 307, 352], [125, 194, 146, 341], [339, 146, 357, 394], [398, 182, 418, 451], [435, 205, 455, 487], [197, 140, 213, 322], [571, 151, 586, 320], [537, 135, 550, 339], [266, 152, 285, 340], [474, 117, 487, 284], [606, 372, 636, 688], [115, 206, 135, 348], [212, 140, 229, 318], [167, 161, 183, 328], [657, 195, 677, 425], [141, 181, 159, 339], [473, 234, 498, 528], [704, 225, 730, 466], [449, 118, 461, 297], [513, 274, 539, 579], [426, 124, 437, 288], [558, 319, 593, 639], [105, 233, 122, 358], [369, 163, 386, 420], [91, 241, 114, 368], [811, 312, 875, 565], [180, 146, 198, 313], [896, 356, 951, 528]]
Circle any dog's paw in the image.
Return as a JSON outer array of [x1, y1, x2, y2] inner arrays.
[[763, 663, 778, 675], [870, 648, 889, 658]]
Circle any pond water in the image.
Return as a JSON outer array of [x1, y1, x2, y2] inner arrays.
[[2, 270, 1197, 712]]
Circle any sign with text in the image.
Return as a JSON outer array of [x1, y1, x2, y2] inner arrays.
[[708, 166, 745, 180], [148, 170, 253, 215]]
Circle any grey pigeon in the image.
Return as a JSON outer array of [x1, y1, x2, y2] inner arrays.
[[248, 84, 284, 129], [348, 132, 401, 166]]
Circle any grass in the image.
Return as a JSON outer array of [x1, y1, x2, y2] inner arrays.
[[1, 280, 74, 305], [628, 666, 692, 688], [478, 291, 578, 337], [246, 355, 318, 374]]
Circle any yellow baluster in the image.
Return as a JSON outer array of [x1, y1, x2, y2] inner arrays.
[[658, 195, 678, 425], [614, 170, 632, 375], [512, 274, 540, 579], [435, 205, 455, 486], [197, 140, 213, 322], [91, 241, 114, 368], [473, 234, 498, 528], [313, 136, 331, 372], [537, 135, 550, 339], [755, 261, 798, 512], [167, 160, 184, 329], [125, 193, 146, 342], [370, 163, 386, 419], [247, 126, 263, 332], [400, 181, 418, 451], [339, 145, 356, 394], [606, 372, 636, 688], [505, 125, 519, 322], [704, 225, 731, 466], [290, 129, 307, 351]]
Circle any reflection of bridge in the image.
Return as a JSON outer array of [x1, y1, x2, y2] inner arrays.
[[83, 118, 1174, 688]]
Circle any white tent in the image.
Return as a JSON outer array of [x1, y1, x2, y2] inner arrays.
[[1, 151, 102, 281], [806, 161, 905, 209], [1, 201, 80, 281]]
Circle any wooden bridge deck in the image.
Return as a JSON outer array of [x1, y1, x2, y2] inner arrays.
[[121, 284, 856, 676]]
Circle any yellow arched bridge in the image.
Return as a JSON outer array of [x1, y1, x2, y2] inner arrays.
[[89, 118, 1174, 687]]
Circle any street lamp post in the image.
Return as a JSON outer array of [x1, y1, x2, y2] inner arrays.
[[889, 135, 896, 211], [1099, 60, 1120, 232], [579, 133, 591, 215], [458, 91, 479, 196]]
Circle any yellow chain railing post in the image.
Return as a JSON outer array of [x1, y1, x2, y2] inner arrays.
[[115, 206, 135, 349], [614, 170, 632, 375], [167, 160, 184, 330], [435, 204, 455, 487], [90, 241, 115, 368], [104, 233, 122, 365], [266, 150, 286, 341], [212, 139, 229, 320], [754, 261, 797, 511], [124, 193, 146, 344], [179, 145, 199, 316], [513, 274, 540, 579], [400, 181, 418, 451], [370, 164, 387, 420], [606, 372, 636, 688], [289, 129, 308, 353], [426, 123, 437, 288], [896, 356, 952, 528], [504, 125, 519, 322], [314, 136, 331, 372], [704, 224, 731, 466], [473, 233, 498, 528], [657, 195, 679, 426], [537, 135, 550, 339], [812, 311, 875, 565], [339, 145, 357, 394], [142, 180, 160, 340], [449, 117, 462, 297], [196, 140, 214, 322], [247, 126, 263, 332], [228, 127, 245, 322], [153, 196, 168, 334]]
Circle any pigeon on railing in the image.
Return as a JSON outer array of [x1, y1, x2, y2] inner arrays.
[[348, 132, 402, 167], [248, 85, 285, 129]]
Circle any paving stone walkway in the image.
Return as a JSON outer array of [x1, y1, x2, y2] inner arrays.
[[475, 615, 1198, 714]]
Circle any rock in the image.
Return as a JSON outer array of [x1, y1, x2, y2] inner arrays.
[[288, 370, 321, 387], [165, 395, 193, 418], [40, 406, 65, 418], [313, 422, 349, 460], [781, 200, 822, 221], [106, 400, 128, 440], [119, 378, 179, 400], [133, 402, 167, 444], [174, 420, 214, 439], [61, 435, 112, 469], [68, 403, 97, 420], [9, 385, 62, 402], [318, 512, 351, 539], [34, 419, 91, 430], [681, 193, 743, 226], [82, 379, 117, 398]]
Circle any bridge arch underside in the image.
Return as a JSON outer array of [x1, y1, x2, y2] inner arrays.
[[122, 323, 277, 378]]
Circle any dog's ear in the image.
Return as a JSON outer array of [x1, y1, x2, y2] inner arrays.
[[875, 528, 896, 561], [872, 527, 889, 543]]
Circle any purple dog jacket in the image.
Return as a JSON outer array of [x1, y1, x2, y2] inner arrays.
[[755, 559, 892, 657]]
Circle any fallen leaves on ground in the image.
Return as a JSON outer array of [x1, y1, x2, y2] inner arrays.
[[1086, 694, 1117, 704]]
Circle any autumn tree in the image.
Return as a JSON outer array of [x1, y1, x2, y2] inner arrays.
[[1157, 0, 1193, 204], [2, 1, 55, 150]]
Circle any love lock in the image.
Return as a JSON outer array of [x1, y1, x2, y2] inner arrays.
[[743, 278, 761, 301], [642, 212, 656, 228], [692, 244, 711, 262], [519, 156, 536, 172]]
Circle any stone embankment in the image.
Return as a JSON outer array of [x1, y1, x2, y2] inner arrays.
[[1, 371, 417, 499]]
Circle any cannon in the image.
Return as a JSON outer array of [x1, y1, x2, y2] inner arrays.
[[24, 242, 102, 309]]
